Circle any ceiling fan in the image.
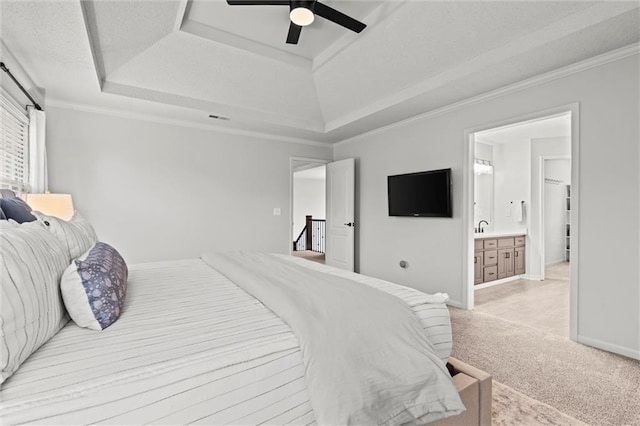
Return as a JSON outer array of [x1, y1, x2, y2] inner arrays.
[[226, 0, 367, 45]]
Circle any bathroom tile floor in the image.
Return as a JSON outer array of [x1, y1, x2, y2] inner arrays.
[[474, 262, 570, 337]]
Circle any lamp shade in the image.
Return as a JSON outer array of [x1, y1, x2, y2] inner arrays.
[[21, 193, 74, 220]]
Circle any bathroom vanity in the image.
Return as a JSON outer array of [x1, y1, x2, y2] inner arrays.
[[474, 232, 526, 285]]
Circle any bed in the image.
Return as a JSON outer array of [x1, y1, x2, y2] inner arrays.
[[0, 196, 491, 425]]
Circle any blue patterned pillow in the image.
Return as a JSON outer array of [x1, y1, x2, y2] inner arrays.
[[61, 242, 128, 330]]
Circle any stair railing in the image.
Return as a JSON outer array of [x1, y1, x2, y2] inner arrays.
[[293, 215, 326, 253]]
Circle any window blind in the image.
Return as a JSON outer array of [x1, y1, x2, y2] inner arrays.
[[0, 91, 29, 192]]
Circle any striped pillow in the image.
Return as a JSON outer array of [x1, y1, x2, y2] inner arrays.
[[0, 221, 70, 384], [34, 211, 98, 260]]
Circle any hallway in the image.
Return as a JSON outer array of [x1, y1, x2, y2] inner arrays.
[[292, 250, 326, 264]]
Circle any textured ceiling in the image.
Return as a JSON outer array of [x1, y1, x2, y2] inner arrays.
[[1, 1, 638, 144], [185, 0, 383, 61]]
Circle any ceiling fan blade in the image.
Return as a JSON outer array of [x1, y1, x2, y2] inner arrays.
[[226, 1, 289, 5], [286, 22, 302, 44], [314, 2, 366, 33]]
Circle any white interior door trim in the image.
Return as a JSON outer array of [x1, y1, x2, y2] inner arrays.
[[462, 103, 580, 343]]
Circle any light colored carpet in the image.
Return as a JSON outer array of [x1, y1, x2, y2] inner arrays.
[[493, 381, 587, 425], [450, 307, 640, 426]]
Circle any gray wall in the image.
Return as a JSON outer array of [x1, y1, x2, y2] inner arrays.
[[46, 106, 332, 263], [334, 54, 639, 359], [293, 172, 326, 238]]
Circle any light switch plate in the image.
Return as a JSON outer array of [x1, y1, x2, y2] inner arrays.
[[505, 208, 511, 217], [273, 207, 281, 216]]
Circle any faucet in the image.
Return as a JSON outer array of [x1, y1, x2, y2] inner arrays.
[[477, 220, 489, 233]]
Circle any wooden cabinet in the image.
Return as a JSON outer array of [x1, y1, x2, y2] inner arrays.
[[484, 250, 497, 266], [497, 248, 515, 279], [484, 265, 498, 282], [515, 246, 525, 275], [474, 235, 525, 285], [474, 251, 483, 285]]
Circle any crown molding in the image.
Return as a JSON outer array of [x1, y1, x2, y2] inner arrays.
[[180, 19, 312, 70], [174, 0, 189, 32], [46, 99, 331, 148], [328, 2, 639, 134], [79, 0, 106, 90], [334, 43, 640, 148]]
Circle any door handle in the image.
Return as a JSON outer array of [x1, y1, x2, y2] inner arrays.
[[344, 222, 354, 227]]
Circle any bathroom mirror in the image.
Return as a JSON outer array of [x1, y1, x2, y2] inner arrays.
[[474, 161, 493, 227]]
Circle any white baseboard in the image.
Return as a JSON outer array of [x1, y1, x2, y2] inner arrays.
[[521, 274, 542, 281], [473, 275, 521, 290], [545, 259, 567, 267], [578, 335, 640, 360], [446, 299, 464, 309]]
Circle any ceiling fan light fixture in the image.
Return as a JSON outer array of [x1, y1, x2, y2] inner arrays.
[[290, 6, 314, 26]]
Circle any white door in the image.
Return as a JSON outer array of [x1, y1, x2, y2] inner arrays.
[[325, 158, 355, 271]]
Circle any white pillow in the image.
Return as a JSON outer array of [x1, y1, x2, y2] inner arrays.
[[34, 211, 98, 260], [0, 221, 70, 383]]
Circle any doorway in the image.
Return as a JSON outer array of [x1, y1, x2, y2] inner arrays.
[[465, 106, 579, 341], [290, 157, 356, 271], [290, 158, 327, 264]]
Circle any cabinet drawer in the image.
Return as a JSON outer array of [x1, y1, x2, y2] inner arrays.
[[515, 236, 525, 246], [484, 250, 498, 266], [483, 239, 498, 249], [484, 266, 498, 282], [498, 237, 515, 248], [474, 240, 483, 250]]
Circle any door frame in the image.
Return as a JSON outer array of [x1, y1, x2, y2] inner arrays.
[[289, 157, 329, 256], [462, 102, 580, 342], [539, 155, 571, 280]]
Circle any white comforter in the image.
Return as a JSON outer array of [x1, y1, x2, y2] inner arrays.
[[203, 252, 464, 425], [0, 255, 457, 425]]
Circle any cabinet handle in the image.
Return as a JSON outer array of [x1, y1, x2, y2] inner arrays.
[[515, 251, 518, 257], [506, 252, 510, 259], [474, 257, 477, 264]]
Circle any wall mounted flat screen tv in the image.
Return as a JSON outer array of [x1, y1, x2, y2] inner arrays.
[[388, 168, 452, 217]]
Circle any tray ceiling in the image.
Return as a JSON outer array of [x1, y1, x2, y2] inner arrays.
[[1, 1, 638, 143], [184, 0, 384, 63]]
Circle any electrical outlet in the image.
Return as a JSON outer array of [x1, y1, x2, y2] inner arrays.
[[273, 208, 281, 216]]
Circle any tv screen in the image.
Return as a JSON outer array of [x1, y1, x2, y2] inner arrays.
[[387, 168, 452, 217]]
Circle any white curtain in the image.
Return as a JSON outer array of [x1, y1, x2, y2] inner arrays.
[[28, 108, 47, 193]]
